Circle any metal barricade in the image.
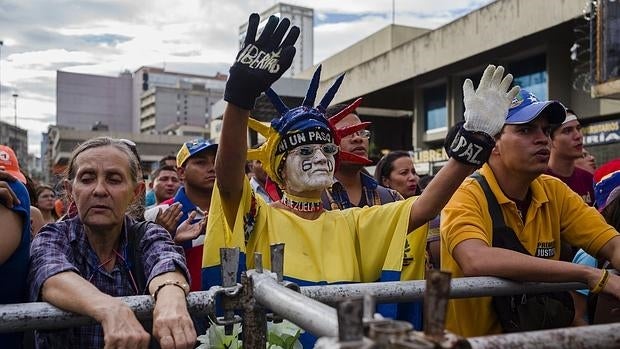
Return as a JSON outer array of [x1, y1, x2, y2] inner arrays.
[[1, 243, 618, 349]]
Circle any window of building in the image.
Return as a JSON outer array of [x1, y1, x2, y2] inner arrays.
[[509, 54, 548, 100], [424, 85, 448, 132]]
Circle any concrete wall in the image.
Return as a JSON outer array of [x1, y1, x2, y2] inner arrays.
[[313, 0, 585, 105], [297, 24, 429, 80]]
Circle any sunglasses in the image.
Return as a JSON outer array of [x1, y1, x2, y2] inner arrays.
[[343, 129, 371, 139], [289, 143, 339, 158]]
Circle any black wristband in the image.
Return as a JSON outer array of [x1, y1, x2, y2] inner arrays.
[[447, 127, 495, 167]]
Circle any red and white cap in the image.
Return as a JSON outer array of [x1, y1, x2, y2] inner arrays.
[[0, 145, 27, 184]]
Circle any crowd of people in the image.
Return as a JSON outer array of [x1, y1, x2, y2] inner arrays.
[[1, 12, 620, 349]]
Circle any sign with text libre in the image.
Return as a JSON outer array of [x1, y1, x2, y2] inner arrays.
[[412, 148, 449, 163]]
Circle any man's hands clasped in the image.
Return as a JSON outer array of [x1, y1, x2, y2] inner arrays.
[[224, 13, 300, 110]]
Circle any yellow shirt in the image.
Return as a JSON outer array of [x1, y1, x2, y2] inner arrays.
[[203, 178, 427, 286], [440, 164, 618, 337]]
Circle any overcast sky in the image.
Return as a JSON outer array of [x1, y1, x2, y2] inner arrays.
[[0, 0, 493, 155]]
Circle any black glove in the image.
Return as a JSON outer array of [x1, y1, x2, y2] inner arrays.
[[224, 13, 300, 110]]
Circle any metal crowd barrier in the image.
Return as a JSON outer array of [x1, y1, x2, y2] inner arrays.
[[0, 276, 587, 333], [1, 245, 618, 349]]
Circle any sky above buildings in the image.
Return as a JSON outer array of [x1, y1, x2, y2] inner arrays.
[[0, 0, 493, 155]]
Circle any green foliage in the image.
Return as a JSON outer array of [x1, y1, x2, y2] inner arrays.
[[196, 319, 303, 349]]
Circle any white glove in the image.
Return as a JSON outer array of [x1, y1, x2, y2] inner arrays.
[[462, 65, 520, 137]]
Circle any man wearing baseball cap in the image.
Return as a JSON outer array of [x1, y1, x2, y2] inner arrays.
[[441, 89, 620, 336], [144, 139, 217, 291], [0, 145, 31, 347]]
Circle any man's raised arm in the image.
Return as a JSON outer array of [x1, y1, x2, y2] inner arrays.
[[408, 65, 519, 231], [216, 13, 299, 227]]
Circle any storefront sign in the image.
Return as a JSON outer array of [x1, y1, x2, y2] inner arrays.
[[582, 120, 620, 145], [412, 148, 449, 163]]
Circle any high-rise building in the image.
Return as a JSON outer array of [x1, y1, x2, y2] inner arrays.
[[133, 66, 226, 134], [56, 67, 226, 135], [239, 3, 313, 77], [0, 120, 27, 165], [56, 70, 134, 132]]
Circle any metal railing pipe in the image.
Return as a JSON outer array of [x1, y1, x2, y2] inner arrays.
[[250, 271, 339, 338], [301, 277, 586, 304], [468, 322, 620, 349], [0, 290, 217, 333]]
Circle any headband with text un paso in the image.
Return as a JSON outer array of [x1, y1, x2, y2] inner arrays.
[[247, 65, 373, 187]]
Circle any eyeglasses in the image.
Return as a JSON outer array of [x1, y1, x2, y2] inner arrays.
[[344, 130, 371, 139], [289, 143, 339, 158]]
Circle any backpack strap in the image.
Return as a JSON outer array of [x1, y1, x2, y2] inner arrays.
[[470, 172, 530, 255], [126, 220, 151, 294]]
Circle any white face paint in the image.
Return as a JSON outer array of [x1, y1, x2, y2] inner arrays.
[[283, 143, 336, 193]]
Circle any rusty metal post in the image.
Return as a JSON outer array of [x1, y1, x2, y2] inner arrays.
[[337, 297, 365, 344], [270, 243, 284, 282], [241, 271, 267, 349], [363, 294, 376, 322], [254, 252, 263, 273], [220, 247, 240, 334], [423, 270, 451, 340]]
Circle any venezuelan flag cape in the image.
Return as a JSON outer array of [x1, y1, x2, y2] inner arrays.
[[202, 179, 427, 346]]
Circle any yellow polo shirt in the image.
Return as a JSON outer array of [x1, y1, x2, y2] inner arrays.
[[440, 164, 618, 337]]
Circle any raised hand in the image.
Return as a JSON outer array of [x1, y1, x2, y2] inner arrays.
[[224, 13, 300, 110], [173, 211, 206, 244], [462, 65, 520, 137], [155, 203, 183, 235], [447, 65, 520, 167]]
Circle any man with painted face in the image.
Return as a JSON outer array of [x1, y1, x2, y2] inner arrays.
[[202, 13, 519, 346]]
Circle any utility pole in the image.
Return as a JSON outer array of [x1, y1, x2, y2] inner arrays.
[[392, 0, 395, 24]]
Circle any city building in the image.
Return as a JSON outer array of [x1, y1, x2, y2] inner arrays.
[[133, 66, 226, 135], [239, 2, 313, 77], [45, 125, 195, 184], [210, 77, 307, 145], [0, 120, 28, 165], [56, 70, 134, 132], [299, 0, 620, 174], [57, 67, 226, 136]]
